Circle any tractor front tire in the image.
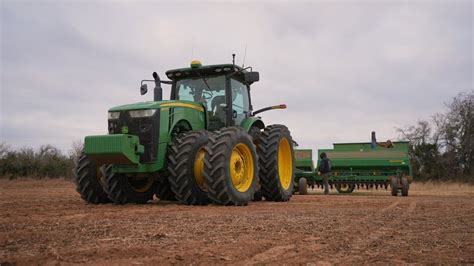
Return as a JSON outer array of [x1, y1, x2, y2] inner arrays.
[[74, 154, 111, 204], [257, 125, 295, 201], [390, 177, 399, 197], [167, 131, 212, 205], [105, 166, 156, 204], [298, 178, 308, 195], [204, 127, 258, 206], [401, 177, 409, 197], [156, 177, 177, 201]]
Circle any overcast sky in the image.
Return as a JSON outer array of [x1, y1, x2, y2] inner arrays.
[[1, 0, 472, 155]]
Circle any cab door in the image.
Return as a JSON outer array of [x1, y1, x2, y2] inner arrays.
[[230, 78, 251, 126]]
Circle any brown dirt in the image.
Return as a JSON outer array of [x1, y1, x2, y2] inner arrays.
[[1, 179, 473, 265]]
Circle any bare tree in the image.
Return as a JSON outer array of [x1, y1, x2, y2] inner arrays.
[[398, 91, 473, 181], [434, 91, 473, 178], [0, 142, 10, 159], [397, 120, 434, 146], [397, 120, 443, 180], [69, 140, 84, 163]]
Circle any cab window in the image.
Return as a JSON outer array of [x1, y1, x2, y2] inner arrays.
[[231, 78, 250, 126], [177, 85, 195, 102]]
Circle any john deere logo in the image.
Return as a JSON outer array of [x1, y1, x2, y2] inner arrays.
[[121, 126, 129, 134]]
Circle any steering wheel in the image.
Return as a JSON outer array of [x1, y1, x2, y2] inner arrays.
[[203, 91, 213, 100]]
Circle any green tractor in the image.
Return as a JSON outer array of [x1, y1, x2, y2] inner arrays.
[[74, 59, 295, 206]]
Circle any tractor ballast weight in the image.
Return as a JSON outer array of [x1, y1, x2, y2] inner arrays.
[[84, 134, 144, 165], [74, 59, 296, 206]]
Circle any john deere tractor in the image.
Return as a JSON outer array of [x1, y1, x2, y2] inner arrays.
[[74, 59, 295, 206]]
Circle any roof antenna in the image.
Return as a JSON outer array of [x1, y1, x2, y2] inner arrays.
[[191, 35, 195, 60], [242, 44, 247, 68], [232, 53, 235, 67]]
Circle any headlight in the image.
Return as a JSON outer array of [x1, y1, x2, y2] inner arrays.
[[108, 111, 120, 119], [129, 109, 156, 118]]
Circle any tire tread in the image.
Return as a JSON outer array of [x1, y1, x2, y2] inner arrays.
[[73, 154, 111, 204]]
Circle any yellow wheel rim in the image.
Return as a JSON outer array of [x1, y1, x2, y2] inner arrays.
[[128, 175, 154, 193], [230, 143, 254, 192], [278, 138, 293, 190], [96, 165, 106, 188], [194, 148, 206, 190], [340, 184, 349, 191]]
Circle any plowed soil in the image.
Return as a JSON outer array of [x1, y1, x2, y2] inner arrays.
[[1, 179, 473, 265]]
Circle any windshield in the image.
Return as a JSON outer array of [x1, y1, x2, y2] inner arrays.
[[175, 76, 226, 111], [176, 76, 227, 129]]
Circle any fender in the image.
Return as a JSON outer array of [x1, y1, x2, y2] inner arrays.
[[240, 117, 265, 132]]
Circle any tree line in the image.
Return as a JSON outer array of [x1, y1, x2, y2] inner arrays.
[[0, 142, 82, 179], [397, 91, 473, 182]]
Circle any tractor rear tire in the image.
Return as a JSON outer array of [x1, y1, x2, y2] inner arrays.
[[156, 177, 177, 201], [204, 127, 258, 205], [253, 189, 263, 201], [391, 177, 399, 197], [250, 126, 263, 202], [74, 154, 111, 204], [298, 178, 308, 195], [167, 131, 212, 205], [336, 183, 355, 194], [257, 125, 295, 201], [401, 177, 409, 197], [105, 166, 156, 204]]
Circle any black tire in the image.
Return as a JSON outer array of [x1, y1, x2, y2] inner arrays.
[[253, 189, 263, 201], [204, 127, 258, 206], [249, 126, 264, 202], [391, 177, 398, 197], [249, 126, 262, 141], [401, 177, 409, 197], [167, 131, 212, 205], [335, 183, 355, 194], [298, 177, 308, 195], [257, 125, 295, 201], [156, 177, 176, 201], [73, 154, 111, 204], [105, 165, 156, 204]]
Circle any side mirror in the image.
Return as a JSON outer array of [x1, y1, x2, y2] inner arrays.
[[244, 72, 259, 84], [140, 84, 148, 95]]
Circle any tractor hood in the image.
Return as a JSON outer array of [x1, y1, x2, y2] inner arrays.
[[108, 100, 205, 112]]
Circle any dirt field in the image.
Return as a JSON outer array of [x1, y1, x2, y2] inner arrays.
[[1, 179, 473, 265]]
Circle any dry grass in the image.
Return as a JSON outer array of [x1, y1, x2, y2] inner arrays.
[[410, 181, 474, 196]]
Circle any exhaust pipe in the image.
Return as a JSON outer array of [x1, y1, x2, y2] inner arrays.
[[152, 72, 163, 101], [371, 131, 376, 149]]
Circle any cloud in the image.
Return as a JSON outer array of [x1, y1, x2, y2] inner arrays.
[[1, 1, 472, 155]]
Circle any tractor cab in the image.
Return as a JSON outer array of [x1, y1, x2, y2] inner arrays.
[[165, 61, 259, 131]]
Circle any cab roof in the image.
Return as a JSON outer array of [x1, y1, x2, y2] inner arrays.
[[165, 63, 245, 80]]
